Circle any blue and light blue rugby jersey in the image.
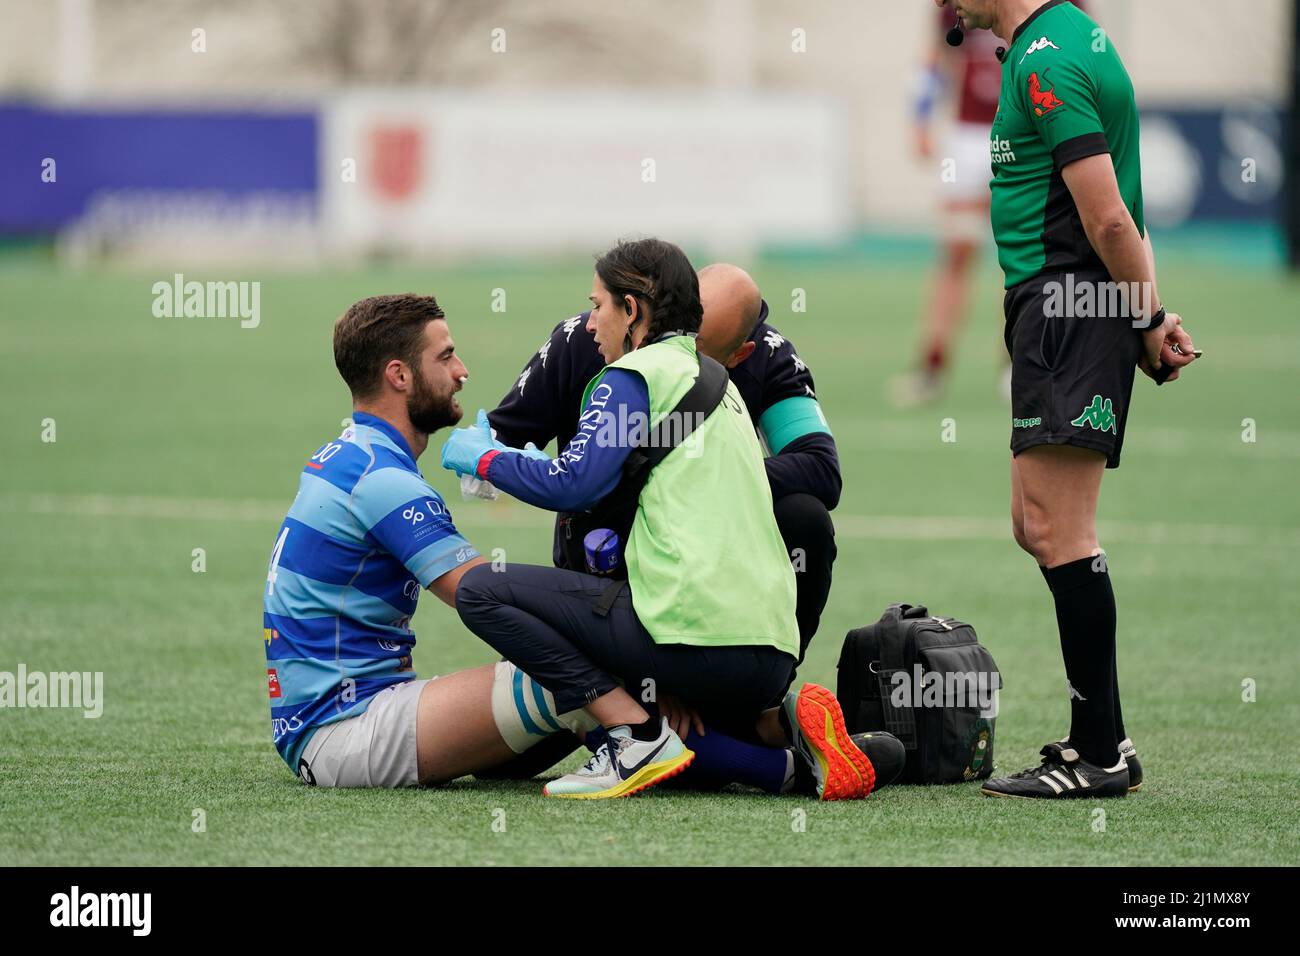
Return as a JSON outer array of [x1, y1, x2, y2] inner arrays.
[[262, 411, 479, 771]]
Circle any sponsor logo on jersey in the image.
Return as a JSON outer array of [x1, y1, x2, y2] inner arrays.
[[1028, 70, 1065, 116], [272, 712, 303, 741], [267, 668, 282, 699]]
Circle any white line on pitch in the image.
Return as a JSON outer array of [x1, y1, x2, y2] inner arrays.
[[3, 493, 1297, 549]]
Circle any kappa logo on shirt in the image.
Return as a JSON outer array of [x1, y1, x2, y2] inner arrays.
[[1019, 36, 1061, 63]]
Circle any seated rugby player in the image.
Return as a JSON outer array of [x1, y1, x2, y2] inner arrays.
[[262, 294, 581, 787]]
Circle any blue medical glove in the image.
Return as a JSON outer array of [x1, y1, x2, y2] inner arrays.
[[518, 441, 551, 462], [441, 409, 501, 477]]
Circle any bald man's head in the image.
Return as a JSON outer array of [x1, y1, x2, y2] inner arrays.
[[696, 263, 763, 368]]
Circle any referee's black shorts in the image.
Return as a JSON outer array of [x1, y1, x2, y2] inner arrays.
[[1004, 269, 1144, 469]]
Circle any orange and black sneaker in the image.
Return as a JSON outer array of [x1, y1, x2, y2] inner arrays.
[[783, 682, 876, 800], [851, 732, 906, 789]]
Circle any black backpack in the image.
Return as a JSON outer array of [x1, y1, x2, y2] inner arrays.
[[837, 604, 1002, 784], [555, 352, 730, 577]]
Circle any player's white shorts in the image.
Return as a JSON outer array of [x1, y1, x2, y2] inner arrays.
[[940, 121, 993, 240], [298, 677, 435, 788]]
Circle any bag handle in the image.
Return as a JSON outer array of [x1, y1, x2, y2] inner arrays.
[[878, 603, 927, 671]]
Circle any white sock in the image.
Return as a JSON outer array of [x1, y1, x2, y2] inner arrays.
[[490, 661, 598, 754]]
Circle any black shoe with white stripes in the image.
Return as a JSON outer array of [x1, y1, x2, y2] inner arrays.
[[1050, 735, 1144, 792], [1119, 737, 1143, 791], [981, 742, 1128, 799]]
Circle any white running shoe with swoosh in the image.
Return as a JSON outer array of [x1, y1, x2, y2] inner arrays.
[[543, 718, 694, 799]]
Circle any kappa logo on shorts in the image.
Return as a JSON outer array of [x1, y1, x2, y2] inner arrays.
[[1071, 395, 1117, 434]]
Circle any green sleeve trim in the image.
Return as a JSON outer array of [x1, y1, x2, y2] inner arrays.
[[759, 396, 831, 454]]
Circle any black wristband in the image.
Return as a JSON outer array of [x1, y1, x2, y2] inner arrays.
[[1137, 305, 1166, 332]]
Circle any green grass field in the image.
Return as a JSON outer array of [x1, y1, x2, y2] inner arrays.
[[2, 250, 1298, 866]]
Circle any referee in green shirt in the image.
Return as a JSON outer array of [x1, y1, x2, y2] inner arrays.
[[936, 0, 1198, 798]]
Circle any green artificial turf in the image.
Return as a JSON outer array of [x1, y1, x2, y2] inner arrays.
[[2, 252, 1298, 865]]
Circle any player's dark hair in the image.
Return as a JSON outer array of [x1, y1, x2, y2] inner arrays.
[[333, 294, 445, 398], [595, 238, 703, 345]]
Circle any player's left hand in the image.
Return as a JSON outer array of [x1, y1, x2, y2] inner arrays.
[[440, 408, 502, 477], [1139, 311, 1196, 383], [658, 693, 704, 740]]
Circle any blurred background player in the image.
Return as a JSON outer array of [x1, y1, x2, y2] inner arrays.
[[891, 4, 1011, 407]]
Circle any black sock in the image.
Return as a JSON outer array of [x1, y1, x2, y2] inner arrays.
[[1113, 654, 1127, 744], [1042, 556, 1120, 767], [627, 715, 661, 743], [1040, 564, 1128, 749]]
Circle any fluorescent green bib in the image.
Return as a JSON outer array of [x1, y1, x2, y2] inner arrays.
[[582, 336, 798, 656]]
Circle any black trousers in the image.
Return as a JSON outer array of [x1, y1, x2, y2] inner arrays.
[[550, 492, 836, 672], [455, 563, 795, 735], [772, 493, 837, 677]]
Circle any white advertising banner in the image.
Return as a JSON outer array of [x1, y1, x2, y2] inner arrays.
[[322, 90, 850, 256]]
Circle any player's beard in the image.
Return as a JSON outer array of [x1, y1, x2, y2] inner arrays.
[[406, 365, 462, 436]]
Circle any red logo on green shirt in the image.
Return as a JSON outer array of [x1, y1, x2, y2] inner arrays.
[[1028, 70, 1065, 116]]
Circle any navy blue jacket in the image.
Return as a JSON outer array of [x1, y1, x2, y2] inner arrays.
[[488, 301, 841, 511]]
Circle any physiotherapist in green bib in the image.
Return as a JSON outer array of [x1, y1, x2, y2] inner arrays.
[[443, 238, 880, 801]]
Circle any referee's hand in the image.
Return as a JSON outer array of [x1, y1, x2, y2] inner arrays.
[[1140, 311, 1197, 384]]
